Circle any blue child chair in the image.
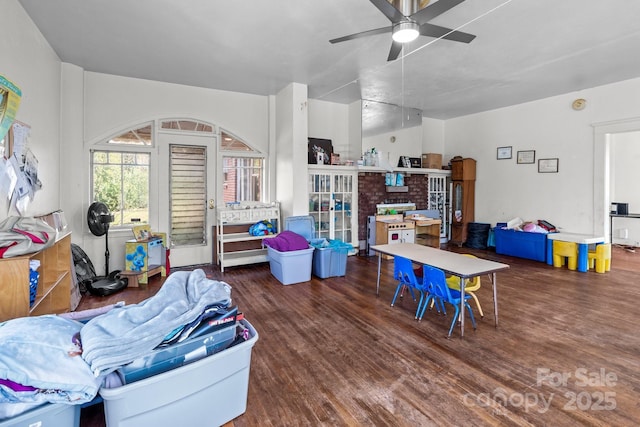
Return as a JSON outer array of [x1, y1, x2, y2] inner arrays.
[[391, 256, 425, 319], [418, 264, 477, 337]]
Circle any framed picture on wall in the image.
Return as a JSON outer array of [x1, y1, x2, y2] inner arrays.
[[497, 146, 512, 160], [517, 150, 535, 164], [538, 158, 559, 173], [308, 137, 333, 165]]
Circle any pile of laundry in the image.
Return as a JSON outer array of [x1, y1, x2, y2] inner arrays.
[[0, 268, 236, 420]]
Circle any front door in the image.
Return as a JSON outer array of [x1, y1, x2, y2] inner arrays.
[[158, 131, 216, 267]]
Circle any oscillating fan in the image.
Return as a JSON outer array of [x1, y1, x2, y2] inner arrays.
[[85, 201, 128, 296]]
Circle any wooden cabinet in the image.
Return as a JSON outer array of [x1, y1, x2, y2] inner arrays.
[[308, 166, 358, 249], [216, 204, 280, 272], [451, 158, 476, 181], [0, 232, 72, 322], [450, 158, 476, 246], [411, 218, 442, 248]]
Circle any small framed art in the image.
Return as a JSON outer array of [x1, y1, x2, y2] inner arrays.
[[497, 146, 512, 160], [538, 158, 559, 173], [517, 150, 535, 164]]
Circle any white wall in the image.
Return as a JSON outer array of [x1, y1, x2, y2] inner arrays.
[[77, 72, 270, 272], [445, 77, 640, 235], [360, 116, 446, 169], [422, 117, 446, 162], [363, 125, 423, 169], [275, 83, 309, 219], [84, 72, 269, 151], [347, 100, 362, 162], [1, 0, 61, 218], [308, 99, 349, 159]]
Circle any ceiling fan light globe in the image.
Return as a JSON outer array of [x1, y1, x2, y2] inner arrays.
[[392, 22, 419, 43]]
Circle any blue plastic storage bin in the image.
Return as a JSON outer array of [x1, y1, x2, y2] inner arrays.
[[267, 246, 314, 285], [29, 269, 39, 308], [0, 402, 80, 427], [116, 322, 237, 384], [100, 320, 259, 427], [310, 239, 351, 279], [284, 215, 315, 240], [494, 227, 548, 262], [265, 215, 316, 285]]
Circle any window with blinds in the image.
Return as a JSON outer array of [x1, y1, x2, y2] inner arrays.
[[169, 145, 207, 247]]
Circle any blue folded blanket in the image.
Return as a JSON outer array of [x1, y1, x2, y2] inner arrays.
[[80, 269, 231, 376], [0, 315, 100, 406]]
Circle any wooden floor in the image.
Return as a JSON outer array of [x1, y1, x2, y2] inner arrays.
[[77, 245, 640, 426]]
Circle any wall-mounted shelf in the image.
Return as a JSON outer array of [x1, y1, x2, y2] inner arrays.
[[386, 186, 408, 192], [307, 163, 451, 177], [358, 165, 451, 176]]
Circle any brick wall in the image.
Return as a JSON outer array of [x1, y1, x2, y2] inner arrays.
[[357, 172, 430, 242]]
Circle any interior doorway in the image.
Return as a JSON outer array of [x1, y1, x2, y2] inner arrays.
[[593, 117, 640, 246]]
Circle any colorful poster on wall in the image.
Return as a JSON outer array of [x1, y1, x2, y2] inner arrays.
[[0, 75, 22, 142]]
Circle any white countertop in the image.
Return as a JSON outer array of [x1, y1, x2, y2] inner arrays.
[[547, 232, 605, 244]]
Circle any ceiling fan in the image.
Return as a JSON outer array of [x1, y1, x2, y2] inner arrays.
[[330, 0, 476, 61]]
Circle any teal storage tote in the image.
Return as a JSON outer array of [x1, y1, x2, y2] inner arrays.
[[310, 239, 351, 279]]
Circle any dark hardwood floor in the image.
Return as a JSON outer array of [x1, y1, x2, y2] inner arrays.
[[77, 245, 640, 426]]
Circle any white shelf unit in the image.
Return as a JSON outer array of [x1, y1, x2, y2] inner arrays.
[[216, 203, 280, 272], [308, 167, 358, 250]]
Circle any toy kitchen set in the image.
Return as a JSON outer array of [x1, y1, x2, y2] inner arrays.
[[367, 202, 442, 256], [367, 203, 416, 256]]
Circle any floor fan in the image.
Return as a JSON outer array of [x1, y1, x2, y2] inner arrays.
[[85, 201, 128, 296]]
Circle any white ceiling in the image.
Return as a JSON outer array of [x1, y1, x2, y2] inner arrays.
[[17, 0, 640, 121]]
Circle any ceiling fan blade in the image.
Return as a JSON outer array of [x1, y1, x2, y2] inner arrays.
[[370, 0, 406, 23], [330, 26, 391, 44], [411, 0, 465, 25], [387, 41, 403, 61], [419, 23, 476, 43]]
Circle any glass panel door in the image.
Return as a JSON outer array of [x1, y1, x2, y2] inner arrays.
[[333, 173, 353, 242], [309, 172, 331, 239]]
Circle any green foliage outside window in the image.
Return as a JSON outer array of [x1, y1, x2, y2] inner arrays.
[[92, 150, 150, 225]]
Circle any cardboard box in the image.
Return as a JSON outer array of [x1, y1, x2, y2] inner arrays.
[[421, 153, 442, 169]]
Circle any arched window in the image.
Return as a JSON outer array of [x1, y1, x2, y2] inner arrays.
[[91, 123, 152, 226], [220, 130, 265, 203]]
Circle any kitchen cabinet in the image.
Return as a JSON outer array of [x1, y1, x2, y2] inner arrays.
[[450, 158, 476, 246], [409, 217, 442, 248], [308, 166, 358, 249], [215, 203, 280, 272], [0, 232, 72, 322], [375, 214, 416, 259]]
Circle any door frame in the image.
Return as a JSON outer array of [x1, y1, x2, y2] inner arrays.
[[157, 130, 217, 267]]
